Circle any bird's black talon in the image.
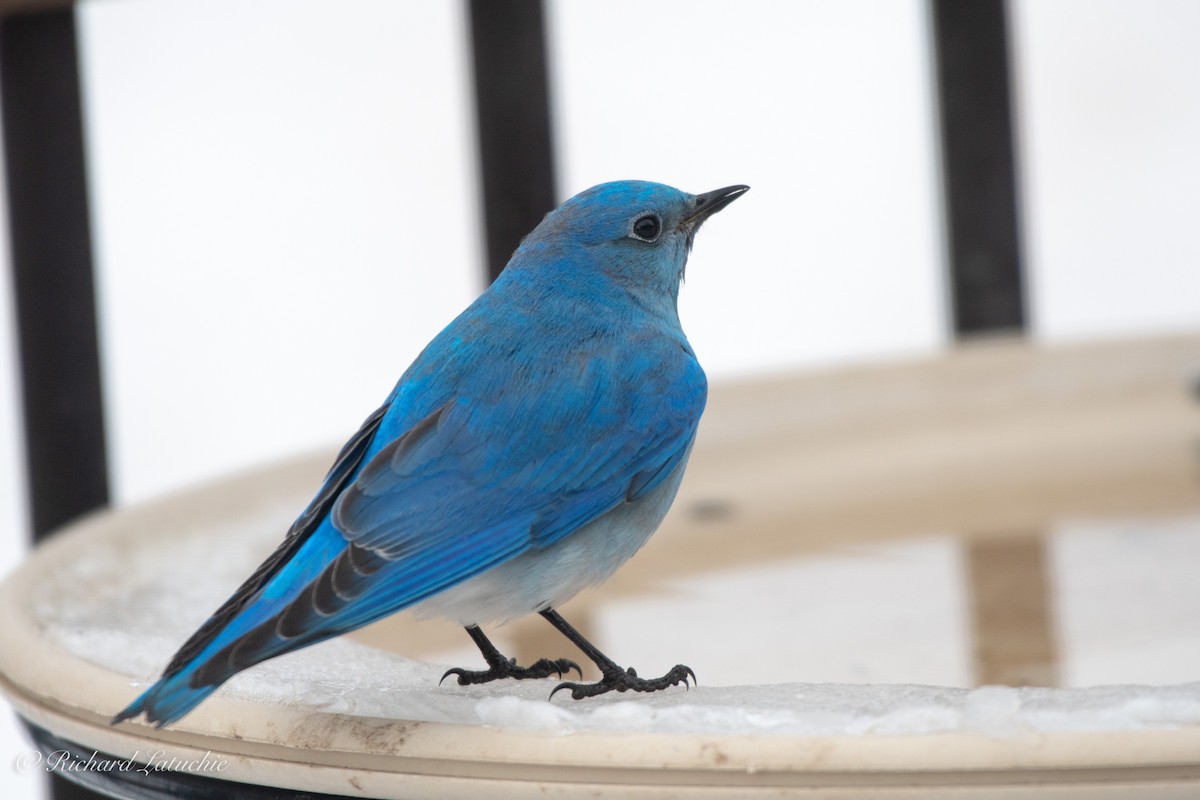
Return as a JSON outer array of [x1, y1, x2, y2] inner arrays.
[[440, 655, 583, 687], [439, 667, 466, 686], [450, 624, 585, 687], [527, 656, 583, 680], [546, 663, 696, 701], [548, 681, 578, 701], [440, 665, 492, 687]]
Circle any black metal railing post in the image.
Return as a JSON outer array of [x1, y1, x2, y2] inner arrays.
[[466, 0, 558, 283], [931, 0, 1027, 336], [2, 10, 110, 797]]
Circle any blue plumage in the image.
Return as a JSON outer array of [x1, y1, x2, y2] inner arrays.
[[114, 180, 747, 726]]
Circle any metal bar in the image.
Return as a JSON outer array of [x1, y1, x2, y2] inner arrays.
[[1, 7, 110, 541], [466, 0, 558, 283], [3, 11, 112, 800], [931, 0, 1027, 336]]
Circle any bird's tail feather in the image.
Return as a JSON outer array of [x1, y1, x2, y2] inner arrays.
[[112, 515, 531, 727], [111, 675, 220, 728], [111, 523, 347, 727]]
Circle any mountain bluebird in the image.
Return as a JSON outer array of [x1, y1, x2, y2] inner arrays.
[[114, 180, 748, 727]]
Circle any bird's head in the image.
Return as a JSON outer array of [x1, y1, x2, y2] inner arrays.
[[511, 180, 748, 317]]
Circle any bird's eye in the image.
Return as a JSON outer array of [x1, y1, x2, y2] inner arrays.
[[631, 214, 661, 242]]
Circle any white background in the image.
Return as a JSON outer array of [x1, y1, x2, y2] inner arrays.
[[3, 1, 1200, 797]]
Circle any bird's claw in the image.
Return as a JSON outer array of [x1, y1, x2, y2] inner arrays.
[[440, 656, 582, 686], [549, 664, 696, 700]]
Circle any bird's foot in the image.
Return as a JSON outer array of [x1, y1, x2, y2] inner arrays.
[[441, 656, 582, 687], [549, 664, 696, 700]]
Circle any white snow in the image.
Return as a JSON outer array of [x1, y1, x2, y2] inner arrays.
[[49, 616, 1200, 737]]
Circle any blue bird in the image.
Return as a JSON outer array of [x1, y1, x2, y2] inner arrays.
[[113, 180, 748, 727]]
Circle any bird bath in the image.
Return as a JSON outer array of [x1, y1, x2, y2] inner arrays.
[[3, 334, 1200, 797]]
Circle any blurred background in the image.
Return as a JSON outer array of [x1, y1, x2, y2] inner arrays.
[[1, 0, 1199, 798]]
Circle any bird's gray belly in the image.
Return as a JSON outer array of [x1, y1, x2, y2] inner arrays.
[[411, 448, 693, 627]]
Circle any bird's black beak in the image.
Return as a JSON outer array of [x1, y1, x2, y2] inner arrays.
[[681, 184, 750, 227]]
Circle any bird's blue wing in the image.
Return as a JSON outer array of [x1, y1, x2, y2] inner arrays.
[[259, 337, 706, 642], [336, 337, 706, 555]]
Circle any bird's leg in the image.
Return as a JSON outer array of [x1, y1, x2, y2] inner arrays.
[[440, 625, 581, 686], [539, 608, 695, 700]]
